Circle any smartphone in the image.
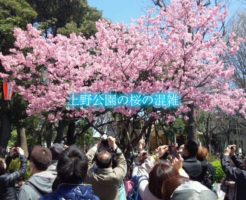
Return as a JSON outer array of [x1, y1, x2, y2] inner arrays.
[[168, 145, 179, 159], [11, 147, 19, 158], [230, 145, 236, 150]]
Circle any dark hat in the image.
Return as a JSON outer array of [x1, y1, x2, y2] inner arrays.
[[50, 143, 64, 160]]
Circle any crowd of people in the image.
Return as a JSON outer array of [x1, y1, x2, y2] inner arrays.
[[0, 135, 245, 200]]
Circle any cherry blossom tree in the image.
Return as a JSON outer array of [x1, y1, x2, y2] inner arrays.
[[0, 0, 245, 143]]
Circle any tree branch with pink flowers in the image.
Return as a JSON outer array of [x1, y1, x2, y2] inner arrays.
[[0, 0, 245, 143]]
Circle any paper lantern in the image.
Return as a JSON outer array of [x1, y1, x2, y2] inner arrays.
[[3, 82, 13, 101]]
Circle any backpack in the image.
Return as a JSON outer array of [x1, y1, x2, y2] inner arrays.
[[126, 176, 148, 200], [200, 162, 214, 189]]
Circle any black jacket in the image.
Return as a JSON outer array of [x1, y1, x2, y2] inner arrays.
[[200, 160, 215, 189], [0, 155, 27, 200], [183, 156, 202, 181], [221, 155, 246, 200]]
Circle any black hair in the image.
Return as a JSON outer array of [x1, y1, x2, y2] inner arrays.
[[49, 143, 64, 160], [184, 140, 198, 157], [95, 150, 112, 168], [56, 145, 88, 184]]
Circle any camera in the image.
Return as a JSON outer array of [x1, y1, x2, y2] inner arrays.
[[168, 145, 179, 159], [11, 147, 19, 158], [230, 145, 236, 150], [160, 145, 179, 160], [98, 134, 111, 152], [101, 134, 109, 146]]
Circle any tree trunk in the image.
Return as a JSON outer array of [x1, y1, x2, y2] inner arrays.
[[132, 116, 155, 147], [145, 124, 153, 149], [186, 104, 196, 141], [204, 114, 210, 148], [0, 107, 11, 150], [54, 120, 66, 143], [45, 123, 53, 147], [17, 127, 29, 157], [119, 117, 130, 154], [66, 121, 76, 145]]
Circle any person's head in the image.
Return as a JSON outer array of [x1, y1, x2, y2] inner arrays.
[[197, 146, 208, 161], [50, 143, 65, 161], [183, 140, 198, 158], [149, 162, 179, 199], [56, 145, 88, 184], [30, 146, 52, 174], [95, 150, 112, 168], [0, 158, 6, 175], [162, 176, 189, 200]]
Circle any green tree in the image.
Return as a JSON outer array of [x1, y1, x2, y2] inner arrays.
[[0, 0, 37, 54], [0, 0, 101, 151], [0, 0, 36, 153], [27, 0, 101, 37]]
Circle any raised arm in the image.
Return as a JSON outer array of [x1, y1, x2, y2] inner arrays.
[[221, 155, 246, 182], [86, 144, 98, 169], [229, 145, 243, 168], [108, 136, 127, 180], [221, 146, 246, 182], [1, 147, 27, 186]]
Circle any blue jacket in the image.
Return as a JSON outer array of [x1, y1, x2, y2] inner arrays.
[[40, 184, 100, 200], [0, 155, 27, 200]]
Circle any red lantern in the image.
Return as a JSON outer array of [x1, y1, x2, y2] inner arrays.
[[3, 82, 13, 101]]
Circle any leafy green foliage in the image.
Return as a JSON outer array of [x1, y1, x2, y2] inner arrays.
[[8, 158, 31, 180], [8, 130, 17, 147], [11, 94, 28, 127], [157, 118, 186, 143], [211, 159, 225, 182], [27, 0, 101, 36], [0, 0, 101, 149], [83, 128, 94, 147], [0, 0, 37, 54], [74, 120, 95, 150], [172, 118, 186, 132]]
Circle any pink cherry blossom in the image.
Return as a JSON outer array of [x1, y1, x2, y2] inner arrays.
[[0, 0, 245, 123]]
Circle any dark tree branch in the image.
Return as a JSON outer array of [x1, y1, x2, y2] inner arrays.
[[152, 0, 166, 10]]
